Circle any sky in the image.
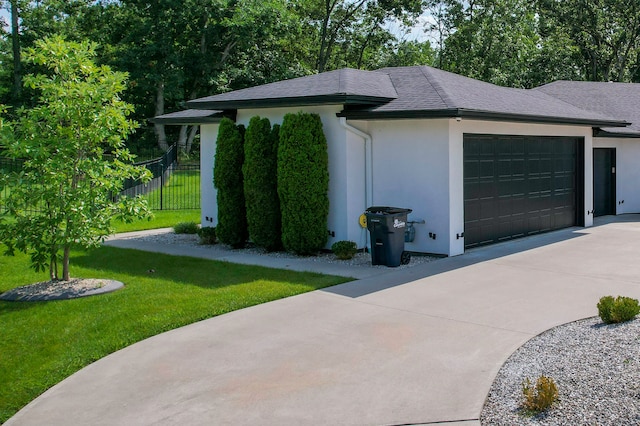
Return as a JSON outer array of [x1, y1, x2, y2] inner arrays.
[[0, 4, 8, 31]]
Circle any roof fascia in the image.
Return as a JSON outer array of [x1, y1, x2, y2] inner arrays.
[[186, 95, 393, 110], [148, 110, 236, 125], [338, 107, 630, 128], [593, 128, 640, 138]]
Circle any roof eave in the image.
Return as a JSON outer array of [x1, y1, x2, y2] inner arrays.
[[149, 110, 236, 125], [186, 94, 394, 110], [594, 128, 640, 138], [338, 108, 630, 128]]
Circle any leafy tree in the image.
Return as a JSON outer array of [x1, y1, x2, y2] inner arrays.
[[213, 118, 248, 248], [0, 36, 152, 282], [374, 40, 436, 68], [278, 112, 329, 255], [537, 0, 640, 82], [243, 117, 281, 251], [298, 0, 423, 72], [438, 0, 542, 88]]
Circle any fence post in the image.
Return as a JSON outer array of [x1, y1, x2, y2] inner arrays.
[[160, 157, 164, 210]]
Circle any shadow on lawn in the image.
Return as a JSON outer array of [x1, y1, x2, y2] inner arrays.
[[71, 245, 334, 291]]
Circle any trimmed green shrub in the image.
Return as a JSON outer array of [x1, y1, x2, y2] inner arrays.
[[214, 118, 248, 248], [278, 112, 329, 255], [521, 375, 558, 413], [173, 221, 198, 234], [243, 117, 282, 251], [197, 226, 217, 245], [597, 295, 640, 324], [332, 241, 357, 260]]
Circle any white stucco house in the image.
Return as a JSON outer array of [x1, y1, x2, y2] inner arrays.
[[153, 66, 639, 256]]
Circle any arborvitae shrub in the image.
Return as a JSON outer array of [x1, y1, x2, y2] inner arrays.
[[598, 295, 640, 324], [278, 112, 329, 255], [213, 118, 248, 248], [243, 117, 282, 251]]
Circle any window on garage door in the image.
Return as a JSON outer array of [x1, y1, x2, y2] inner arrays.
[[463, 134, 583, 249]]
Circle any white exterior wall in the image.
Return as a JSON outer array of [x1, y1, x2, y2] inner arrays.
[[350, 119, 452, 255], [593, 137, 640, 214], [200, 123, 219, 228]]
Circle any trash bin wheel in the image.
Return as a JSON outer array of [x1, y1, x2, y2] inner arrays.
[[400, 251, 411, 265]]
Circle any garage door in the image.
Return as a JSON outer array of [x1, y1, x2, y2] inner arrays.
[[464, 134, 581, 249]]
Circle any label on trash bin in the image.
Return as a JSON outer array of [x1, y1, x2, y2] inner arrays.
[[393, 218, 406, 229]]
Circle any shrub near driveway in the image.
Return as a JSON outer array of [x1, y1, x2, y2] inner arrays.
[[0, 245, 349, 423]]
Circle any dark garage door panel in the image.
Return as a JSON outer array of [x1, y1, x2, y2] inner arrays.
[[464, 135, 579, 248]]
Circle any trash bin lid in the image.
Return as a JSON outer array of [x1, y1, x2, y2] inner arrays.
[[365, 206, 413, 215]]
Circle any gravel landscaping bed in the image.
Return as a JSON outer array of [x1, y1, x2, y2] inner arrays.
[[123, 230, 439, 270], [0, 278, 124, 301], [481, 316, 640, 425]]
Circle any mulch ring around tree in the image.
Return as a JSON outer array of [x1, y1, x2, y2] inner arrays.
[[0, 279, 124, 302]]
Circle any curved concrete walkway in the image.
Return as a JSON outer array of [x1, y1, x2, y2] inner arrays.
[[7, 215, 640, 425]]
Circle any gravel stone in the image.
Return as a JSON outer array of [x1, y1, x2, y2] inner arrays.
[[0, 278, 124, 301], [481, 316, 640, 425], [127, 231, 439, 269]]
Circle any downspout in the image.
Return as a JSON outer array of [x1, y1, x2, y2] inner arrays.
[[339, 117, 373, 249]]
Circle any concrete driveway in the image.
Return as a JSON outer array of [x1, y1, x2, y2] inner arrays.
[[7, 215, 640, 425]]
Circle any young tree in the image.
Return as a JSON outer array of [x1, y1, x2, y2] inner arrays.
[[0, 35, 152, 282]]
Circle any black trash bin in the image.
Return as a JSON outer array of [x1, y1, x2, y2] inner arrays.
[[365, 206, 412, 267]]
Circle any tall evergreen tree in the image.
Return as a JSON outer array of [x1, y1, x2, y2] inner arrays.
[[243, 117, 281, 251], [277, 113, 329, 255], [213, 118, 248, 248]]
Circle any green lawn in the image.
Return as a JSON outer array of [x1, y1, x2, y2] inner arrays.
[[0, 246, 350, 423], [111, 209, 201, 233]]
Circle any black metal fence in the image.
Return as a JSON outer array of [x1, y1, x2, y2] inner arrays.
[[1, 145, 200, 212], [121, 144, 200, 210]]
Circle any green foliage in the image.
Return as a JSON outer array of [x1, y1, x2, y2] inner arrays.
[[0, 244, 349, 423], [173, 222, 198, 234], [243, 116, 281, 251], [213, 118, 248, 248], [521, 375, 558, 413], [278, 112, 329, 255], [197, 226, 216, 245], [538, 0, 640, 82], [0, 36, 151, 281], [597, 295, 640, 324], [331, 241, 357, 260]]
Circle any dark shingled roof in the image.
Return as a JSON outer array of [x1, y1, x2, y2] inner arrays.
[[186, 68, 398, 110], [159, 66, 631, 129], [338, 66, 627, 128], [149, 109, 230, 125], [535, 81, 640, 137]]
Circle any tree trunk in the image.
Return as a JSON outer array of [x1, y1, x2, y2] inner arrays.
[[62, 245, 71, 281], [186, 125, 198, 154], [49, 253, 57, 281], [10, 0, 22, 104], [177, 125, 188, 153], [154, 80, 169, 151]]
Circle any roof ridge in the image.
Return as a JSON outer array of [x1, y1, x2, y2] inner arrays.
[[419, 66, 454, 108]]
